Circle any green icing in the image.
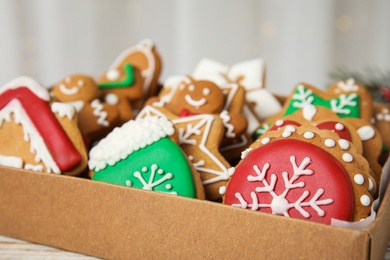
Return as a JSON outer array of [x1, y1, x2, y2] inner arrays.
[[253, 123, 271, 140], [92, 137, 197, 198], [284, 85, 360, 118], [98, 63, 135, 89]]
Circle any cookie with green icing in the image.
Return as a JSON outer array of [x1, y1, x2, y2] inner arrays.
[[89, 116, 205, 199]]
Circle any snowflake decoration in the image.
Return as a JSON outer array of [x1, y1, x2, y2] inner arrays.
[[292, 85, 314, 109], [232, 156, 333, 218], [126, 164, 177, 195], [330, 93, 357, 115]]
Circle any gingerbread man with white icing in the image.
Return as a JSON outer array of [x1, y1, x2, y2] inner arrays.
[[51, 74, 120, 143]]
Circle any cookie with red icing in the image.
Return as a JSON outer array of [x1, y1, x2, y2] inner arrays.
[[51, 74, 120, 143], [265, 105, 382, 185], [223, 125, 373, 224], [0, 76, 88, 176], [89, 116, 205, 199]]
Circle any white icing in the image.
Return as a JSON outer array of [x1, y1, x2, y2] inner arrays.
[[302, 104, 317, 121], [354, 174, 364, 185], [64, 100, 84, 112], [24, 164, 44, 172], [337, 79, 359, 92], [203, 88, 210, 96], [335, 123, 344, 131], [106, 69, 120, 81], [338, 139, 350, 150], [220, 110, 235, 138], [219, 186, 227, 195], [105, 93, 119, 105], [261, 137, 270, 144], [324, 139, 336, 147], [368, 179, 374, 191], [241, 148, 253, 159], [233, 156, 333, 218], [133, 164, 177, 195], [184, 94, 206, 108], [77, 80, 84, 87], [188, 84, 195, 91], [91, 99, 109, 127], [88, 116, 175, 172], [108, 39, 156, 97], [0, 155, 23, 168], [0, 99, 60, 173], [59, 83, 79, 95], [0, 76, 50, 101], [275, 119, 284, 127], [303, 132, 314, 139], [51, 102, 76, 119], [330, 94, 357, 115], [137, 106, 235, 185], [357, 126, 375, 141], [342, 153, 353, 162], [360, 195, 371, 206]]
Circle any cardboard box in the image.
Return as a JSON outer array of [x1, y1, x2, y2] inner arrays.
[[0, 165, 389, 259]]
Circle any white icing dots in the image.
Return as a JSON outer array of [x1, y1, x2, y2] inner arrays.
[[275, 119, 284, 127], [353, 174, 364, 185], [142, 167, 148, 172], [342, 153, 353, 162], [303, 132, 314, 139], [338, 139, 349, 150], [105, 93, 119, 105], [368, 179, 374, 191], [125, 180, 132, 187], [360, 195, 371, 206], [324, 139, 336, 147], [335, 123, 344, 131], [261, 137, 270, 145], [77, 80, 84, 87], [107, 69, 120, 81], [282, 130, 292, 138], [357, 126, 375, 141], [188, 84, 195, 91], [241, 148, 253, 159], [203, 87, 210, 96], [165, 184, 172, 190], [282, 125, 295, 138], [219, 186, 227, 195]]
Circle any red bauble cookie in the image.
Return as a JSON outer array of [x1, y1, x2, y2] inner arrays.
[[224, 139, 355, 224]]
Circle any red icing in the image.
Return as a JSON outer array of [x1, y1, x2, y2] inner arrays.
[[224, 139, 354, 224], [0, 87, 82, 171], [270, 120, 301, 131], [179, 108, 199, 117], [316, 121, 351, 141]]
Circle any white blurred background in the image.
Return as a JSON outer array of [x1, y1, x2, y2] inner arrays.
[[0, 0, 389, 94]]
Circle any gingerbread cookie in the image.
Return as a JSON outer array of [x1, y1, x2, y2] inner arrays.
[[223, 125, 373, 224], [51, 74, 120, 143], [98, 39, 162, 119], [138, 105, 234, 201], [156, 75, 250, 164], [89, 116, 205, 199], [372, 102, 390, 163], [0, 76, 88, 176], [192, 58, 282, 133]]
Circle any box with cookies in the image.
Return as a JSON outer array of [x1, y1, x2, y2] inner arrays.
[[0, 49, 390, 259]]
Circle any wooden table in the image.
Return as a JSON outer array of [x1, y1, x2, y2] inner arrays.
[[1, 234, 390, 259]]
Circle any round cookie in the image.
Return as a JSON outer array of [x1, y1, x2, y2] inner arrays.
[[223, 125, 373, 224], [89, 116, 205, 199]]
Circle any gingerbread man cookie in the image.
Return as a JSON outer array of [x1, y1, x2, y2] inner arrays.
[[138, 77, 242, 200], [223, 125, 373, 224], [51, 74, 120, 143], [89, 116, 205, 199], [0, 76, 88, 176]]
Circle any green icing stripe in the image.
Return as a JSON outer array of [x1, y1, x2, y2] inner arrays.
[[92, 137, 197, 198], [98, 63, 135, 89]]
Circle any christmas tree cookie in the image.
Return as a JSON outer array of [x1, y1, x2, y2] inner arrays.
[[89, 116, 205, 199]]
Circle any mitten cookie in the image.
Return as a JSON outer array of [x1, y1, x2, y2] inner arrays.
[[89, 116, 205, 199]]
